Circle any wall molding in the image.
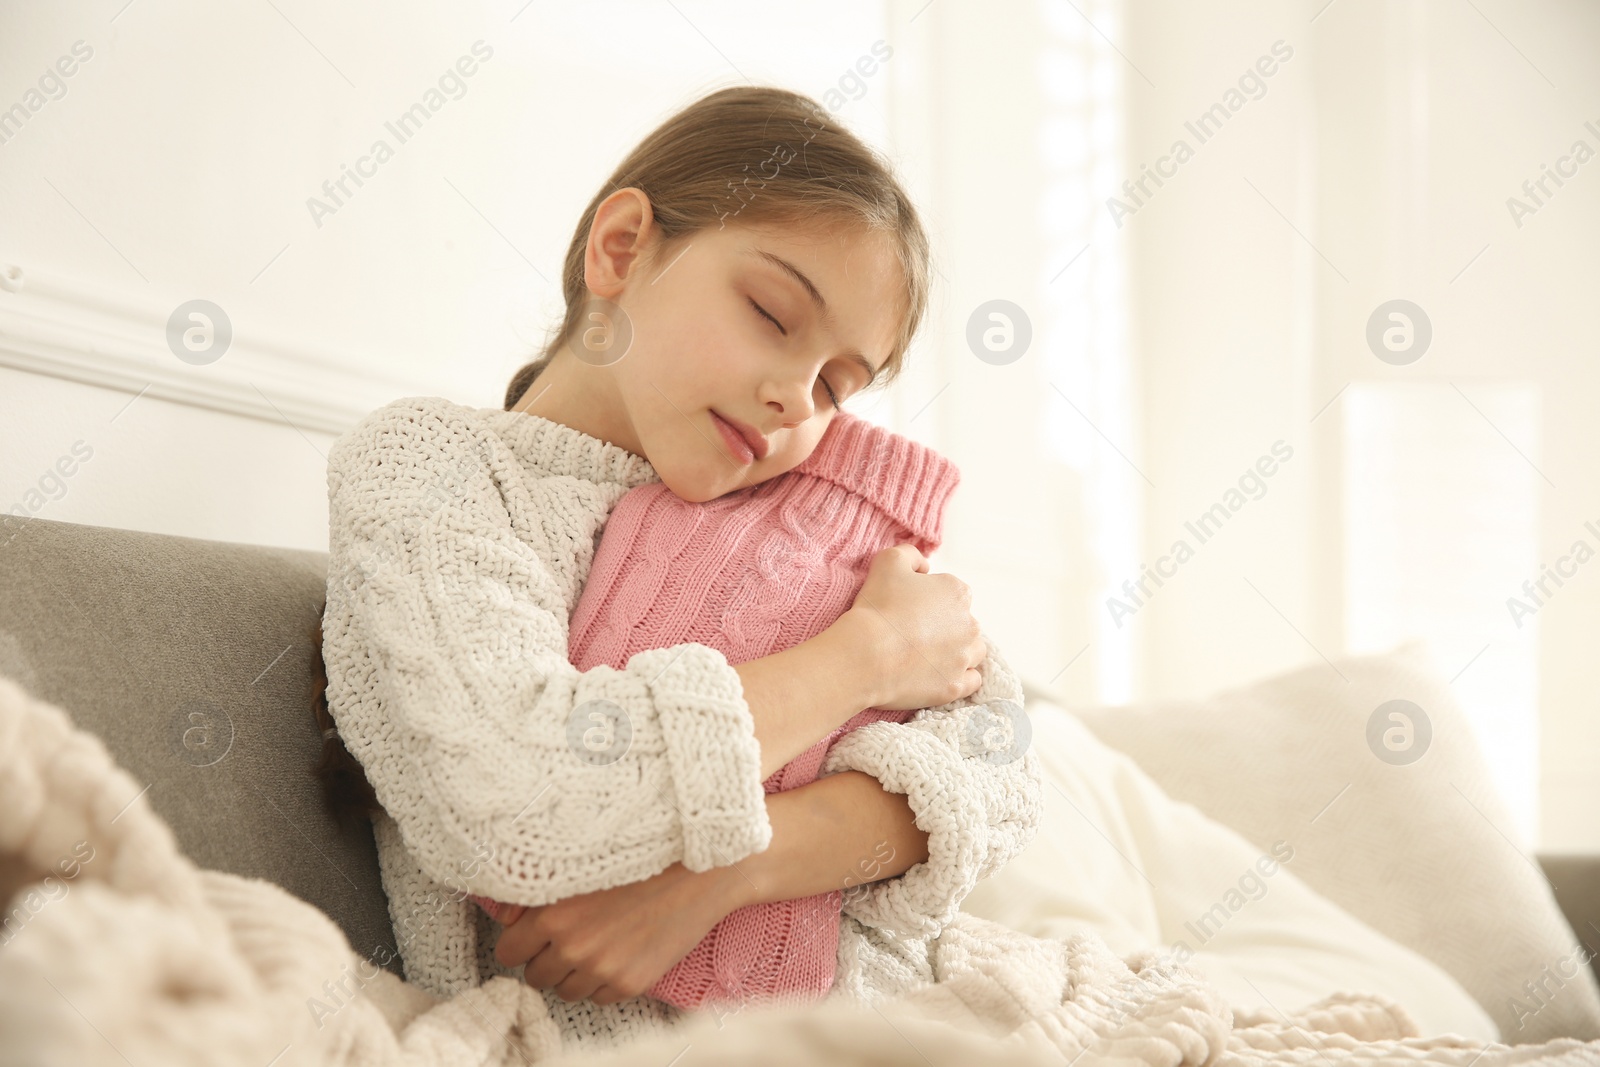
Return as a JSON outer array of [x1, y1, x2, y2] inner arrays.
[[0, 263, 450, 437]]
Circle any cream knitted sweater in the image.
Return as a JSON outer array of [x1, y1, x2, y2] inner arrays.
[[320, 396, 1045, 1050]]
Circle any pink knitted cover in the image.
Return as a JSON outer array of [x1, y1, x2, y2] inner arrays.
[[470, 408, 960, 1009]]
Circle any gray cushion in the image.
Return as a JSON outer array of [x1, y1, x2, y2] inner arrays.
[[0, 514, 397, 974]]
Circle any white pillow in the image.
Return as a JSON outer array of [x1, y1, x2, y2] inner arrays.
[[961, 698, 1499, 1041], [1066, 641, 1600, 1044]]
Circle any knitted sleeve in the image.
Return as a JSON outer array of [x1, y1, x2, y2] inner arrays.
[[819, 632, 1043, 941], [322, 400, 772, 908]]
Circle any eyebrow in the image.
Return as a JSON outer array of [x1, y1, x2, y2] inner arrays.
[[741, 247, 881, 390]]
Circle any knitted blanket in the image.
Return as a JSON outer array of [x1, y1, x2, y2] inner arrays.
[[470, 408, 961, 1009], [7, 673, 1600, 1064]]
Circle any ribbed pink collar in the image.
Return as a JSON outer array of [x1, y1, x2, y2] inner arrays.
[[790, 409, 961, 550], [489, 404, 960, 547]]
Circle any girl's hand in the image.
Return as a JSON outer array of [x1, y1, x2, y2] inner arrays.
[[844, 543, 986, 713], [492, 861, 748, 1005]]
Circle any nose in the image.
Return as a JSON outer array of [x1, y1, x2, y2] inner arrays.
[[762, 371, 817, 426]]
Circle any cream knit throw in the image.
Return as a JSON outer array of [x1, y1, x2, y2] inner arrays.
[[5, 673, 1600, 1065]]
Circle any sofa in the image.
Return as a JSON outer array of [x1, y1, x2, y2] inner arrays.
[[0, 514, 401, 976], [1, 514, 1597, 1037]]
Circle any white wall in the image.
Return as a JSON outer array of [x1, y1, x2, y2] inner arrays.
[[0, 0, 900, 546], [3, 0, 1595, 848], [1123, 0, 1600, 850]]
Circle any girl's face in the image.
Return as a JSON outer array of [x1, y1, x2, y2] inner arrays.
[[520, 190, 906, 504]]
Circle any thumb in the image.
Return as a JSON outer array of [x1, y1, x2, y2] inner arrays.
[[898, 541, 930, 574]]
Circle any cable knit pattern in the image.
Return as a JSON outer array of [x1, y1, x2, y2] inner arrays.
[[467, 408, 972, 1009], [320, 396, 1040, 1042], [824, 632, 1041, 940], [8, 631, 1600, 1060]]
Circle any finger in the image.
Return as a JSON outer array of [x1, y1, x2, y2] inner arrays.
[[493, 918, 548, 969], [970, 634, 989, 669], [499, 903, 527, 926], [590, 983, 624, 1007], [887, 541, 924, 570], [523, 944, 577, 989], [554, 969, 606, 1004]]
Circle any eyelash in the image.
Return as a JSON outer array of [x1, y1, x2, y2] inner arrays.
[[747, 296, 841, 408]]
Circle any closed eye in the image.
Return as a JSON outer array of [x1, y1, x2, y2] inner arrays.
[[748, 295, 841, 408], [819, 376, 840, 408], [746, 296, 786, 336]]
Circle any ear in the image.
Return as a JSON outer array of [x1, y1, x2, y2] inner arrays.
[[584, 187, 657, 299]]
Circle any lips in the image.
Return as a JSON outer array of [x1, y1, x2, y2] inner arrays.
[[711, 410, 769, 461]]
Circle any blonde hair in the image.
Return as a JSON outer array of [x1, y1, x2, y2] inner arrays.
[[503, 84, 931, 410]]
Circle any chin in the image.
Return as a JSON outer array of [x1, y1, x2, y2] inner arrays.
[[672, 456, 779, 502], [648, 426, 773, 502], [661, 478, 719, 504], [655, 461, 736, 503]]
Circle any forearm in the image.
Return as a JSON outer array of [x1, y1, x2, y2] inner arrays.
[[734, 611, 883, 780], [713, 770, 929, 908]]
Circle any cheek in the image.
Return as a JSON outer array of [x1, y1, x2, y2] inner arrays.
[[780, 422, 831, 467], [667, 325, 748, 398]]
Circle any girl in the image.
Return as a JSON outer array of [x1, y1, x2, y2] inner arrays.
[[314, 84, 1041, 1051], [465, 405, 982, 1011]]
